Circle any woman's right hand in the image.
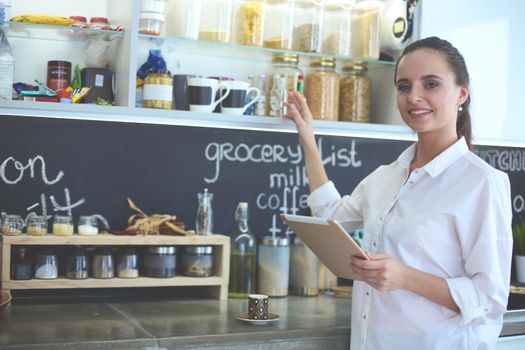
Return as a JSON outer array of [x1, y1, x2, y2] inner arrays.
[[284, 92, 316, 149]]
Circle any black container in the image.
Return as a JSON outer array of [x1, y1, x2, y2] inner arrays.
[[143, 246, 177, 278], [81, 67, 115, 104]]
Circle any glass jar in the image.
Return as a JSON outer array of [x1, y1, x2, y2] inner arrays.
[[263, 0, 294, 49], [66, 246, 88, 279], [34, 248, 58, 279], [139, 12, 165, 36], [143, 69, 173, 109], [143, 246, 177, 278], [11, 247, 32, 280], [268, 53, 302, 95], [165, 0, 202, 39], [339, 62, 370, 122], [89, 17, 109, 30], [196, 188, 213, 235], [78, 216, 99, 236], [26, 215, 48, 236], [1, 214, 24, 236], [257, 236, 290, 296], [351, 0, 384, 59], [52, 215, 74, 236], [289, 237, 320, 296], [321, 0, 354, 56], [305, 58, 340, 121], [117, 247, 139, 278], [292, 0, 323, 53], [232, 0, 266, 47], [92, 247, 114, 279], [182, 246, 213, 277], [198, 0, 233, 43]]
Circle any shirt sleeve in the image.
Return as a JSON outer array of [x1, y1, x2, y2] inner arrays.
[[446, 172, 513, 325]]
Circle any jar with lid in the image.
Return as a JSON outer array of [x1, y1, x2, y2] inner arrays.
[[92, 247, 114, 279], [339, 62, 370, 122], [182, 246, 214, 277], [1, 214, 23, 235], [321, 0, 354, 56], [232, 0, 266, 47], [268, 53, 302, 96], [257, 236, 290, 296], [351, 0, 384, 59], [117, 247, 139, 278], [139, 12, 164, 36], [11, 247, 32, 280], [292, 0, 323, 53], [198, 0, 233, 43], [78, 216, 99, 236], [263, 0, 294, 50], [26, 214, 48, 236], [289, 237, 319, 296], [68, 16, 88, 37], [143, 246, 177, 278], [305, 58, 340, 121], [65, 246, 88, 279], [165, 0, 202, 39], [52, 215, 74, 236], [89, 17, 109, 30], [143, 69, 173, 109], [34, 248, 58, 279]]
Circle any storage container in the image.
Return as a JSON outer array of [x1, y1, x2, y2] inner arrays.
[[305, 57, 339, 121], [52, 215, 74, 236], [92, 247, 114, 279], [232, 0, 266, 46], [339, 61, 370, 122], [182, 246, 214, 277], [289, 237, 319, 296], [139, 12, 165, 35], [257, 236, 290, 296], [143, 246, 177, 277], [143, 69, 173, 109], [1, 214, 23, 236], [34, 248, 58, 279], [78, 215, 99, 236], [292, 0, 323, 53], [165, 0, 202, 39], [116, 247, 139, 278], [268, 53, 302, 94], [321, 0, 354, 56], [198, 0, 233, 43], [351, 0, 384, 59], [26, 215, 48, 236], [263, 0, 294, 50], [65, 246, 88, 279]]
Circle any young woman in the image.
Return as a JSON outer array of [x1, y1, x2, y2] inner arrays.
[[284, 37, 513, 349]]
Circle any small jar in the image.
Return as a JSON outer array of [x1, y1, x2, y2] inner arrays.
[[47, 60, 72, 92], [1, 214, 24, 236], [198, 0, 233, 43], [117, 247, 139, 278], [92, 247, 114, 279], [339, 62, 371, 122], [141, 0, 167, 13], [66, 246, 88, 279], [52, 215, 74, 236], [26, 215, 48, 236], [305, 58, 340, 121], [351, 0, 384, 59], [289, 237, 320, 296], [257, 236, 290, 296], [34, 248, 58, 279], [139, 12, 164, 36], [165, 0, 202, 39], [89, 17, 109, 30], [292, 0, 323, 53], [182, 246, 213, 277], [69, 16, 88, 28], [232, 0, 266, 47], [322, 0, 354, 56], [143, 69, 173, 109], [263, 0, 294, 49], [143, 246, 177, 278], [78, 216, 99, 236]]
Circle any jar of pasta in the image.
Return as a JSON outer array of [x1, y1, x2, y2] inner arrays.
[[339, 62, 370, 122], [263, 0, 294, 50], [351, 0, 384, 59], [143, 69, 173, 109], [198, 0, 233, 42], [292, 0, 323, 53], [322, 0, 354, 56], [52, 215, 74, 236], [305, 58, 340, 121], [232, 0, 266, 47], [27, 215, 48, 236]]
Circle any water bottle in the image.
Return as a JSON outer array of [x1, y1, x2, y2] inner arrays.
[[0, 29, 14, 100]]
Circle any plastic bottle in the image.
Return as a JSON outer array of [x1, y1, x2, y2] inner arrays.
[[0, 29, 14, 100]]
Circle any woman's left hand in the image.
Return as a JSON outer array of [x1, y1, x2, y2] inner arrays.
[[351, 253, 411, 292]]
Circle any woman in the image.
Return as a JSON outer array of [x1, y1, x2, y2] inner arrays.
[[284, 37, 513, 349]]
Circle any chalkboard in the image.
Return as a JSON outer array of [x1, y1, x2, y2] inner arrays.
[[0, 115, 523, 238]]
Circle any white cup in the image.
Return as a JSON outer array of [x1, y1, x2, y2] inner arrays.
[[219, 80, 261, 115], [188, 78, 231, 113]]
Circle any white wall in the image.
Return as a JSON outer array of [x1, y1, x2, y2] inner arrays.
[[420, 0, 525, 144]]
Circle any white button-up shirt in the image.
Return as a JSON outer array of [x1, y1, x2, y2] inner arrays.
[[308, 138, 513, 350]]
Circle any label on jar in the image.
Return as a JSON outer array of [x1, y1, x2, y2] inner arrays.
[[143, 84, 173, 102], [95, 74, 104, 87]]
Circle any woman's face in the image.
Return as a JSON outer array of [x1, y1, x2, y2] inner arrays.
[[395, 48, 468, 138]]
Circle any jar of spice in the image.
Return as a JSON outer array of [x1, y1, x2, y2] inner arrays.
[[143, 246, 177, 278], [232, 0, 266, 47], [1, 214, 24, 236], [198, 0, 233, 43], [116, 247, 139, 278], [92, 247, 114, 279], [257, 236, 290, 296], [289, 237, 319, 296], [292, 0, 323, 53], [268, 53, 302, 97], [11, 247, 32, 280], [47, 60, 72, 92], [143, 69, 173, 109], [305, 58, 340, 121], [66, 246, 88, 279], [322, 0, 354, 56], [351, 0, 384, 59], [52, 215, 74, 236], [34, 248, 58, 279], [263, 0, 294, 50], [78, 216, 98, 236], [182, 246, 213, 277], [26, 215, 48, 236], [339, 62, 371, 122]]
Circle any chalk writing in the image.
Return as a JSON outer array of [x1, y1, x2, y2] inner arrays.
[[476, 149, 525, 172], [0, 155, 64, 185]]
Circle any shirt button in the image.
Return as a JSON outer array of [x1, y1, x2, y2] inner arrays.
[[372, 242, 377, 247], [379, 217, 383, 221], [366, 292, 370, 296]]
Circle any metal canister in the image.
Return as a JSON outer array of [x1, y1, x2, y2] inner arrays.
[[289, 237, 319, 296]]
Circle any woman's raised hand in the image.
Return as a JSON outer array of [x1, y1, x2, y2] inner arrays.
[[284, 92, 316, 149]]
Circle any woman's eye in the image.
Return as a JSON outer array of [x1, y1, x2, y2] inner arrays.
[[397, 83, 410, 92], [425, 81, 439, 89]]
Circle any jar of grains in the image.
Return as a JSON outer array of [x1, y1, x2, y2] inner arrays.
[[292, 0, 323, 53], [143, 69, 173, 109], [26, 215, 48, 236], [1, 214, 24, 236], [198, 0, 233, 42], [182, 246, 214, 277], [321, 0, 354, 56], [305, 58, 340, 121], [263, 0, 294, 50], [350, 0, 384, 59], [52, 215, 74, 236], [339, 62, 370, 122], [116, 247, 139, 278], [232, 0, 266, 47]]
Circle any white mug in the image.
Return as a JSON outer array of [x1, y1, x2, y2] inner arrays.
[[188, 78, 231, 113], [219, 80, 261, 115]]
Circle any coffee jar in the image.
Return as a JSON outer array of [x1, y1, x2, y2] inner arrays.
[[143, 246, 177, 278], [257, 236, 290, 297]]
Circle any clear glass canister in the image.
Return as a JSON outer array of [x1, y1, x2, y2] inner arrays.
[[263, 0, 294, 49], [339, 62, 371, 122], [1, 214, 24, 236], [139, 12, 165, 36], [198, 0, 233, 43], [143, 69, 173, 109], [117, 247, 139, 278], [165, 0, 202, 39], [268, 53, 302, 96], [292, 0, 323, 53], [26, 215, 48, 236], [34, 248, 58, 279], [143, 246, 177, 278], [78, 216, 99, 236], [351, 0, 384, 59], [289, 237, 320, 296], [66, 246, 88, 279], [322, 0, 354, 56], [52, 215, 74, 236], [92, 247, 114, 279], [305, 58, 340, 121], [233, 0, 266, 47], [257, 236, 290, 297], [182, 246, 214, 277]]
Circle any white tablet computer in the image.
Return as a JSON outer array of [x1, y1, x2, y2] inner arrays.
[[281, 214, 368, 280]]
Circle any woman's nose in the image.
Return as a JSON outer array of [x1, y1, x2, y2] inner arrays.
[[408, 87, 423, 104]]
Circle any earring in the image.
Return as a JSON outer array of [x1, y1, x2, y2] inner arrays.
[[458, 106, 463, 112]]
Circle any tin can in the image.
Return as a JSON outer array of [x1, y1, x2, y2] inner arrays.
[[47, 60, 72, 91]]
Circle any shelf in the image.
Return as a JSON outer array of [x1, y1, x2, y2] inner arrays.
[[3, 21, 124, 41]]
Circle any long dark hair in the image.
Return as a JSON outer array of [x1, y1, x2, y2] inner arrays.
[[395, 37, 473, 150]]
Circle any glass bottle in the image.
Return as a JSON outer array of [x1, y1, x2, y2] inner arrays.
[[26, 214, 48, 236], [263, 0, 294, 50], [292, 0, 323, 53], [143, 69, 173, 109], [254, 74, 267, 116], [322, 0, 354, 56], [339, 62, 371, 122], [34, 248, 58, 279], [232, 0, 266, 47], [289, 236, 320, 296], [78, 216, 99, 236], [257, 236, 290, 296], [92, 247, 114, 279], [198, 0, 233, 43], [12, 247, 32, 280], [305, 58, 340, 121], [0, 29, 14, 100], [1, 214, 24, 236], [65, 246, 88, 279], [268, 53, 302, 96], [351, 0, 384, 59], [228, 202, 257, 298], [269, 74, 287, 118], [52, 215, 74, 236], [196, 188, 213, 235]]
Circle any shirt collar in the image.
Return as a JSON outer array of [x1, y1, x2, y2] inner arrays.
[[397, 137, 469, 178]]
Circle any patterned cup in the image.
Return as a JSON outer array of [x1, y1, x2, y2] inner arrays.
[[248, 294, 269, 320]]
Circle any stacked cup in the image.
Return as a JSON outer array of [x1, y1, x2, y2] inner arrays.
[[139, 0, 166, 36]]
